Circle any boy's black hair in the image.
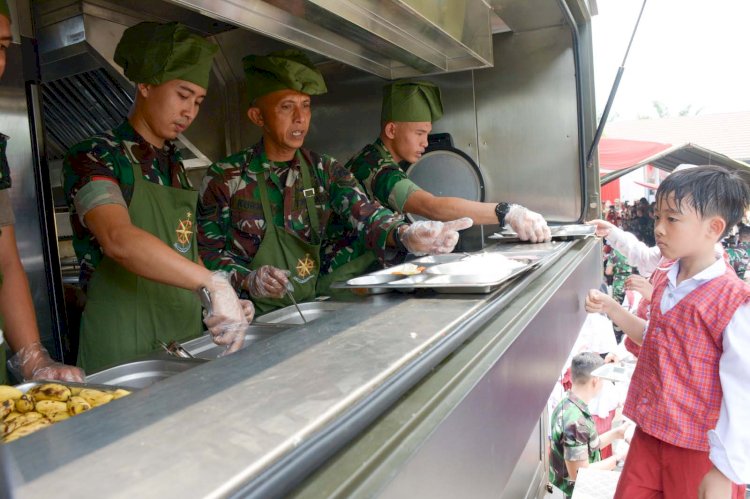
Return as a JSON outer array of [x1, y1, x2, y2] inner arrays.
[[570, 352, 604, 385], [656, 166, 750, 238]]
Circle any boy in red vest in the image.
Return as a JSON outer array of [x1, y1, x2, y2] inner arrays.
[[585, 165, 750, 499]]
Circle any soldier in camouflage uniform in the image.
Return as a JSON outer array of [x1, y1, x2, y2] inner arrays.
[[605, 249, 632, 305], [347, 79, 550, 242], [0, 2, 84, 383], [63, 22, 248, 372], [550, 352, 628, 498], [727, 225, 750, 280], [197, 51, 471, 313]]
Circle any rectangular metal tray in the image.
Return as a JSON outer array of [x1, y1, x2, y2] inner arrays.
[[488, 223, 595, 241], [254, 301, 347, 325], [331, 251, 542, 294], [85, 358, 206, 390], [181, 325, 288, 359]]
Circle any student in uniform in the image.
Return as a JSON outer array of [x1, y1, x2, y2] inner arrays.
[[586, 166, 750, 498]]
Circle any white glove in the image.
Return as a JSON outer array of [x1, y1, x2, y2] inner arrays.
[[239, 299, 255, 323], [7, 342, 85, 382], [400, 217, 473, 255], [243, 265, 290, 299], [201, 271, 246, 355], [505, 204, 551, 243]]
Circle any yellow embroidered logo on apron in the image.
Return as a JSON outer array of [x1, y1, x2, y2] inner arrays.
[[174, 211, 193, 253], [295, 253, 316, 282]]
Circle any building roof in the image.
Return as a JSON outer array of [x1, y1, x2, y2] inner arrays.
[[604, 111, 750, 161]]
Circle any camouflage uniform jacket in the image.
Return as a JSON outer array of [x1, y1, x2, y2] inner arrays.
[[607, 249, 632, 305], [197, 140, 407, 294], [549, 392, 601, 498], [63, 121, 193, 290], [727, 242, 750, 280], [346, 137, 422, 212]]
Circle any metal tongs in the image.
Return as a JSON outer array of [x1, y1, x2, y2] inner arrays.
[[285, 282, 307, 324], [157, 339, 195, 359]]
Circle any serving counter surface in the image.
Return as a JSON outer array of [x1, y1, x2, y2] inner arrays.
[[7, 238, 598, 498]]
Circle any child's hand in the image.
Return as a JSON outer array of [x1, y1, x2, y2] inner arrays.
[[626, 275, 653, 302], [698, 466, 732, 499], [586, 219, 616, 238], [585, 289, 615, 315]]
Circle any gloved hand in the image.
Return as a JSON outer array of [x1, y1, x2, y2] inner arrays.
[[200, 271, 247, 355], [7, 342, 85, 382], [400, 217, 473, 256], [242, 265, 290, 299], [505, 204, 551, 243], [239, 299, 255, 323]]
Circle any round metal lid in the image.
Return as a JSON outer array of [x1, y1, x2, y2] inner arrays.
[[405, 149, 485, 221]]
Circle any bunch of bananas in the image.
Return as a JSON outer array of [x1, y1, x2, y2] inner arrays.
[[0, 383, 131, 443]]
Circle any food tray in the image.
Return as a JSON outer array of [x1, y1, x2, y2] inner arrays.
[[489, 223, 595, 241], [15, 380, 136, 394], [591, 361, 635, 383], [331, 252, 542, 294]]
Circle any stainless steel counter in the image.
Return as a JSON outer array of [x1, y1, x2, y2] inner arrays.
[[7, 239, 598, 498]]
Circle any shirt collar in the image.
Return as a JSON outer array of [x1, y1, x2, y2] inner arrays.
[[116, 121, 177, 162], [566, 391, 591, 417], [667, 255, 726, 288]]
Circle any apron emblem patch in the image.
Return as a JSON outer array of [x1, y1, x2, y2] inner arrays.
[[174, 211, 193, 254], [294, 253, 316, 282]]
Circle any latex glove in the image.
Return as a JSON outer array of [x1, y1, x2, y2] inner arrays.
[[586, 218, 617, 238], [243, 265, 290, 299], [625, 275, 653, 302], [239, 299, 255, 323], [201, 271, 246, 355], [7, 342, 85, 382], [505, 204, 551, 243], [400, 217, 473, 256]]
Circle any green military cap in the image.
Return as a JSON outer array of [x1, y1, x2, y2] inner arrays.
[[381, 80, 443, 123], [0, 0, 10, 21], [114, 22, 218, 89], [242, 49, 327, 103]]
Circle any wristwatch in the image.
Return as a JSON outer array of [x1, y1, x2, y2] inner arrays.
[[495, 202, 510, 227], [393, 224, 409, 252]]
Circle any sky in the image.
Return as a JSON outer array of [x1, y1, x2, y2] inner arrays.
[[592, 0, 750, 122]]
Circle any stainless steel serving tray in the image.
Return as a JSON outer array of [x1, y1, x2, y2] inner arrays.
[[488, 223, 596, 241], [15, 379, 136, 394], [331, 252, 542, 294], [85, 358, 206, 390]]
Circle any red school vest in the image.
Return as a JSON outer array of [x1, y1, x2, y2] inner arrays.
[[623, 262, 750, 451]]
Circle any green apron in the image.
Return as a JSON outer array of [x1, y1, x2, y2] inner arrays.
[[78, 146, 202, 372], [249, 151, 322, 314], [249, 151, 379, 311]]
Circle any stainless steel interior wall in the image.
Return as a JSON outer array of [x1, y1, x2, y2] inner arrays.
[[0, 44, 55, 347]]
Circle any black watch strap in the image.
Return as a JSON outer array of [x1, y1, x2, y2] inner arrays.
[[393, 224, 408, 252], [495, 202, 510, 227]]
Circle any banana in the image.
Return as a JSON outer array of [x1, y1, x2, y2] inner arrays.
[[14, 394, 34, 414], [0, 399, 14, 420], [78, 389, 113, 408], [28, 383, 71, 402], [46, 411, 70, 423], [4, 412, 21, 422], [35, 400, 68, 417], [67, 396, 92, 416], [0, 385, 23, 403], [4, 419, 51, 443], [69, 387, 83, 396], [111, 389, 131, 400], [1, 411, 44, 436]]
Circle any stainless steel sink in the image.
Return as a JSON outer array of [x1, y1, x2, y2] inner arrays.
[[85, 358, 205, 389], [180, 325, 286, 360], [254, 301, 346, 325]]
